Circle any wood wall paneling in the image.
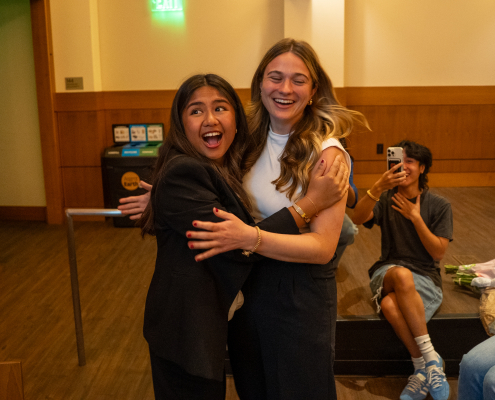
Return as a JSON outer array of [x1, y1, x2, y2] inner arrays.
[[62, 167, 105, 208], [54, 92, 105, 112], [347, 104, 495, 161], [42, 86, 495, 221], [345, 86, 495, 106], [30, 0, 64, 224], [58, 111, 107, 167], [353, 159, 495, 175], [103, 90, 176, 110]]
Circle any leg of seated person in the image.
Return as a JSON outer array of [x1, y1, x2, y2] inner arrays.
[[333, 214, 356, 267], [382, 267, 449, 400], [381, 292, 422, 358], [458, 335, 495, 400], [382, 267, 428, 339]]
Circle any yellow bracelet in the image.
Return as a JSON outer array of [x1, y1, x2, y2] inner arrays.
[[242, 226, 261, 257], [366, 189, 380, 202]]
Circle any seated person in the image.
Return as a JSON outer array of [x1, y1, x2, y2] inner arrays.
[[458, 335, 495, 400], [352, 140, 453, 400]]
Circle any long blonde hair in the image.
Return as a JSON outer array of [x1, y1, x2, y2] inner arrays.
[[243, 38, 368, 200]]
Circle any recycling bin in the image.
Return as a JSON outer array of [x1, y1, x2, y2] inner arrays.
[[101, 142, 162, 227]]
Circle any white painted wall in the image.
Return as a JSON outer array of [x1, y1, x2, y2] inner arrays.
[[50, 0, 102, 91], [51, 0, 285, 91], [345, 0, 495, 86], [0, 0, 46, 207], [284, 0, 346, 87]]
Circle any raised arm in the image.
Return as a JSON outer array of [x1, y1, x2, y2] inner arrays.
[[188, 147, 348, 264], [118, 181, 152, 220], [352, 162, 406, 225]]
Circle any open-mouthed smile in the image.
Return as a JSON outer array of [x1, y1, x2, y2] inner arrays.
[[202, 131, 223, 148]]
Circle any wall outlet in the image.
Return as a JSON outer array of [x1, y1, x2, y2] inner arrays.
[[377, 143, 384, 154]]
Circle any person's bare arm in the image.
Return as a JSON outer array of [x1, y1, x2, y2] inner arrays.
[[391, 193, 449, 261], [346, 186, 356, 208], [352, 163, 406, 225], [188, 147, 348, 264], [288, 154, 349, 228]]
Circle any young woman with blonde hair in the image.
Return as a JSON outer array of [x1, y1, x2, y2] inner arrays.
[[187, 38, 368, 400]]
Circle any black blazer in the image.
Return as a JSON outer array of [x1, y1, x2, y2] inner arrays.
[[143, 151, 299, 381]]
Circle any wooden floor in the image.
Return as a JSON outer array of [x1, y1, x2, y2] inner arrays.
[[0, 187, 493, 399]]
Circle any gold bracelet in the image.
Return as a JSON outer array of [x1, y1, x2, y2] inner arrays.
[[306, 196, 319, 216], [366, 189, 380, 202], [242, 226, 261, 257], [292, 203, 311, 224]]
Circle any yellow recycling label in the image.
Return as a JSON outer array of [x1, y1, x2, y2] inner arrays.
[[121, 171, 140, 191]]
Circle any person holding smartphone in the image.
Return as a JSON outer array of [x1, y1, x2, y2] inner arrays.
[[352, 140, 453, 400]]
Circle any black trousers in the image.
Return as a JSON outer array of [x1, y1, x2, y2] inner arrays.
[[228, 261, 337, 400], [149, 348, 226, 400]]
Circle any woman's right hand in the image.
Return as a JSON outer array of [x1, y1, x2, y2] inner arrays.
[[117, 181, 152, 220], [305, 155, 349, 212], [186, 208, 259, 262], [373, 162, 406, 193]]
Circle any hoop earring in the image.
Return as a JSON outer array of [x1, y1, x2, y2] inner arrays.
[[308, 99, 313, 106]]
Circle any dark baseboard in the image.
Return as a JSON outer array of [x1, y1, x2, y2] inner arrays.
[[0, 206, 46, 221]]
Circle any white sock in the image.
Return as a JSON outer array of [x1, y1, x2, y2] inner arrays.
[[412, 356, 425, 371], [414, 334, 438, 365]]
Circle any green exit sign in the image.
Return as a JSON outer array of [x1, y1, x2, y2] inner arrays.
[[152, 0, 182, 11]]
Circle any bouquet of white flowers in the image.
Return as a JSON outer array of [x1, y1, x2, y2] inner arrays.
[[445, 259, 495, 336]]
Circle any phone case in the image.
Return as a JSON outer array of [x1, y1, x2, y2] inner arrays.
[[387, 147, 403, 173]]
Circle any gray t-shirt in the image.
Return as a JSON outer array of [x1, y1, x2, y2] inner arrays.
[[364, 188, 453, 289]]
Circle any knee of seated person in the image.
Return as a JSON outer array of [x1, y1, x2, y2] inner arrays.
[[380, 295, 397, 319], [459, 351, 478, 375], [389, 267, 415, 292]]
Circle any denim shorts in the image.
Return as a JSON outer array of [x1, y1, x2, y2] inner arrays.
[[369, 264, 443, 322]]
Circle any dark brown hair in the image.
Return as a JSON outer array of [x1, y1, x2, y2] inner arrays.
[[394, 140, 432, 190], [140, 74, 251, 236]]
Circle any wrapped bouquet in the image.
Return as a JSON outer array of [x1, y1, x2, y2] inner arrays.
[[445, 259, 495, 336]]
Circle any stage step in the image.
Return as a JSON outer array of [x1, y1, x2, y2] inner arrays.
[[335, 313, 488, 376]]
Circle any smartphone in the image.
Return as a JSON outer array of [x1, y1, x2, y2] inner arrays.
[[387, 147, 403, 173]]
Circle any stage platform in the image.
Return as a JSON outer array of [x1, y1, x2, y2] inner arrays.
[[333, 187, 494, 376]]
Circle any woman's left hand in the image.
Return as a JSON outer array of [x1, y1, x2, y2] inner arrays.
[[186, 208, 258, 262], [391, 193, 421, 221], [306, 154, 349, 212]]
